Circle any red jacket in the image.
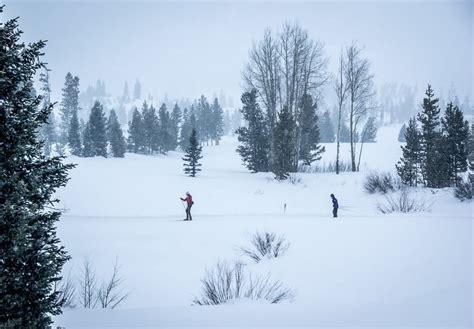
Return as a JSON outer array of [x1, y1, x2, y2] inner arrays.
[[181, 195, 193, 205]]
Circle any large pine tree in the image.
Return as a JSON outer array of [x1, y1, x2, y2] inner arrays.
[[141, 102, 159, 154], [182, 129, 203, 177], [298, 94, 325, 166], [0, 9, 74, 327], [179, 107, 192, 150], [84, 101, 107, 157], [417, 85, 444, 187], [272, 106, 296, 180], [59, 72, 80, 144], [158, 103, 173, 153], [211, 98, 224, 145], [127, 107, 144, 153], [236, 89, 269, 173], [396, 117, 422, 186], [441, 102, 469, 186], [197, 96, 212, 145], [107, 110, 126, 157], [170, 103, 182, 151], [68, 109, 82, 156]]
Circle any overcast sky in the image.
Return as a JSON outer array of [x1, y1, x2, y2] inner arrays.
[[3, 0, 473, 105]]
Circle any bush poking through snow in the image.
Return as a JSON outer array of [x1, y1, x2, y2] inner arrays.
[[97, 259, 130, 309], [240, 232, 290, 263], [377, 188, 431, 214], [364, 171, 401, 194], [78, 259, 129, 309], [193, 261, 293, 305], [454, 178, 472, 201]]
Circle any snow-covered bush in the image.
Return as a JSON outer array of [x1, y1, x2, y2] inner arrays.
[[364, 171, 401, 194], [454, 178, 472, 201], [240, 232, 290, 263], [193, 261, 293, 305], [377, 188, 430, 213]]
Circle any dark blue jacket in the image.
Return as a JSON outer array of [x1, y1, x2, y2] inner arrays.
[[332, 196, 338, 208]]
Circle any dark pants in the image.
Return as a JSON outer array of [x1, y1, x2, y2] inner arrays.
[[185, 203, 193, 220], [333, 207, 338, 218]]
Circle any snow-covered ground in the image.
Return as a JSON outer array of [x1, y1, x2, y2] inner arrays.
[[54, 126, 472, 328]]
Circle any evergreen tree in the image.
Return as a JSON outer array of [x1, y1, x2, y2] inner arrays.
[[441, 102, 469, 186], [417, 85, 444, 187], [299, 94, 325, 165], [127, 107, 143, 153], [158, 103, 173, 153], [197, 95, 212, 144], [84, 101, 107, 157], [319, 111, 335, 142], [38, 69, 56, 156], [182, 129, 203, 177], [133, 79, 141, 100], [170, 103, 182, 150], [0, 10, 74, 327], [141, 102, 159, 154], [107, 110, 126, 157], [180, 107, 192, 150], [361, 117, 377, 143], [235, 89, 269, 173], [68, 109, 82, 156], [396, 117, 422, 186], [339, 122, 352, 143], [468, 123, 474, 171], [211, 97, 224, 145], [82, 123, 94, 157], [272, 106, 296, 180], [59, 72, 80, 144], [398, 123, 407, 142]]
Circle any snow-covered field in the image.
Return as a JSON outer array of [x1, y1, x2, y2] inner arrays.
[[54, 126, 472, 328]]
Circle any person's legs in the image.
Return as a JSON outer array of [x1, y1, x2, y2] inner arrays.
[[188, 204, 192, 220], [333, 207, 338, 218]]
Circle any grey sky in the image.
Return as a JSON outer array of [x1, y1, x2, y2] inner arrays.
[[4, 0, 473, 105]]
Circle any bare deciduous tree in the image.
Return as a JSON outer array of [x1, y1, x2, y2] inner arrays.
[[344, 43, 375, 171], [335, 49, 349, 174]]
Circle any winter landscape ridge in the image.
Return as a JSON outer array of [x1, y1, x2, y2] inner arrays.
[[53, 126, 473, 328]]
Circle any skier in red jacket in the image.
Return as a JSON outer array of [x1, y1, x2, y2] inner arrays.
[[180, 192, 193, 221]]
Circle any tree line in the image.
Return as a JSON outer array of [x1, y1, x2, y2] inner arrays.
[[38, 70, 225, 158], [397, 85, 471, 188]]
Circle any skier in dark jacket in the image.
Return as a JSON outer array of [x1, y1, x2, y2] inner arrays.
[[180, 191, 193, 221], [330, 193, 338, 218]]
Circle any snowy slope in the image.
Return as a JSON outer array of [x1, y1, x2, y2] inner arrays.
[[54, 126, 472, 328]]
